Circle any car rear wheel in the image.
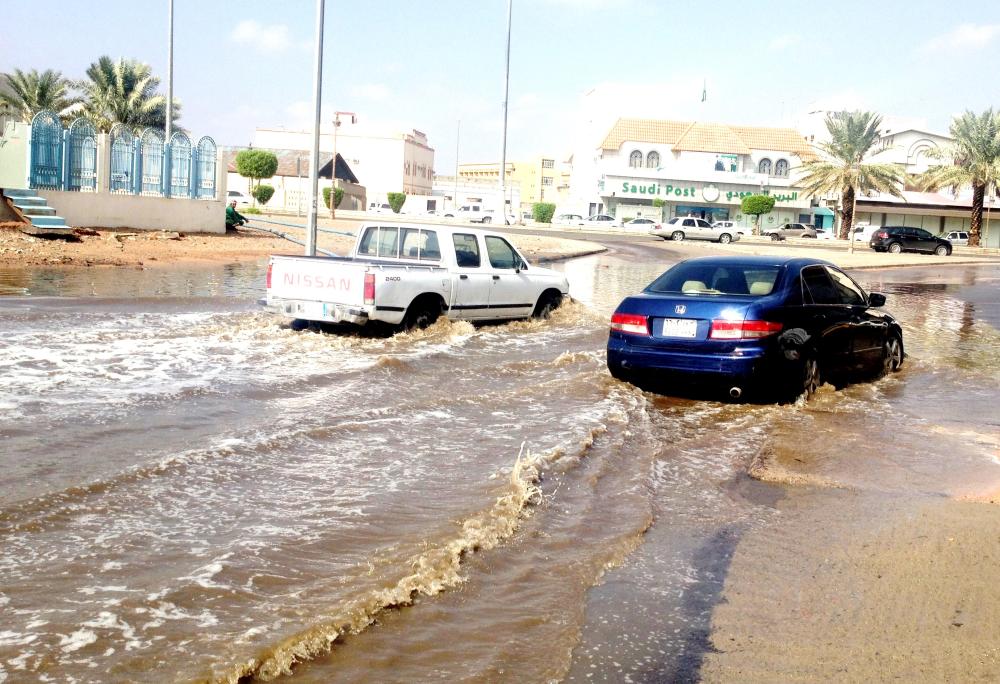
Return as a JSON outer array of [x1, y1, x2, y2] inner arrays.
[[718, 233, 732, 244], [934, 245, 949, 256], [888, 242, 903, 254], [770, 233, 781, 241], [671, 231, 685, 241], [481, 216, 492, 224]]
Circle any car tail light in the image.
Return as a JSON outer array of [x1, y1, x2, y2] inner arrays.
[[876, 231, 888, 239], [364, 273, 376, 305], [610, 312, 650, 335], [710, 320, 782, 339], [266, 262, 272, 289]]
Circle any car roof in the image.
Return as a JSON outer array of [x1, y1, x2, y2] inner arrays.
[[675, 255, 835, 270]]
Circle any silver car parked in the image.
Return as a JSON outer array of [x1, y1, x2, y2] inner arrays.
[[763, 223, 818, 240], [650, 216, 741, 244]]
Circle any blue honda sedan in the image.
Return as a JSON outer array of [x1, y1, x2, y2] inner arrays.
[[606, 256, 904, 402]]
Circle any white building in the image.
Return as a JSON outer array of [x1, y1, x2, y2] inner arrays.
[[567, 118, 820, 231], [253, 121, 434, 202]]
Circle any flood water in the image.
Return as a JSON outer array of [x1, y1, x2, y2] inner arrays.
[[1, 245, 999, 683]]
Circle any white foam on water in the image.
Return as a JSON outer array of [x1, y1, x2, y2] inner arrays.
[[58, 629, 97, 653]]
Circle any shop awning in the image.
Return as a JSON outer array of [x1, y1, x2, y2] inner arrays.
[[813, 207, 835, 216]]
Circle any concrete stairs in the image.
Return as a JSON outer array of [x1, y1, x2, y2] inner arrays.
[[2, 188, 68, 229]]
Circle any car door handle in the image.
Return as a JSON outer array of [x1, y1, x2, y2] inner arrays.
[[459, 274, 468, 280], [493, 275, 500, 280]]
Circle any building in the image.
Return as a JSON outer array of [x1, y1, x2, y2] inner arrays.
[[801, 111, 999, 247], [457, 156, 568, 212], [429, 175, 522, 215], [568, 118, 820, 230], [253, 122, 434, 203], [223, 147, 365, 212]]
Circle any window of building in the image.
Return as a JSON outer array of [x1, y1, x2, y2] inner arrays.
[[774, 159, 789, 178], [541, 159, 554, 168], [629, 150, 643, 168], [541, 176, 553, 186], [758, 158, 772, 175], [646, 151, 660, 168]]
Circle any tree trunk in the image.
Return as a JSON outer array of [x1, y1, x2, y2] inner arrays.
[[969, 182, 985, 248], [840, 186, 855, 240]]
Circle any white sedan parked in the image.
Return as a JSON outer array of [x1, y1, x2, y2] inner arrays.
[[651, 216, 741, 244], [581, 214, 622, 228]]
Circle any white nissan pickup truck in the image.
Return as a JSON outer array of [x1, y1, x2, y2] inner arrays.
[[262, 223, 570, 330]]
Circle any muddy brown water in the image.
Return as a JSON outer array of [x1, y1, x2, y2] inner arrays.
[[1, 244, 999, 682]]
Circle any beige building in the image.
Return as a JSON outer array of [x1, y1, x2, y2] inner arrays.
[[253, 122, 434, 203], [458, 156, 568, 211]]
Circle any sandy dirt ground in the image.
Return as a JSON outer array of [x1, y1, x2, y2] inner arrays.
[[0, 222, 605, 268]]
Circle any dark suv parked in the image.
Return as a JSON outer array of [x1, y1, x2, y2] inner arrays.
[[869, 226, 952, 256]]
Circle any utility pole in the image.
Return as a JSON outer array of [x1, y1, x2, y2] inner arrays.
[[498, 0, 512, 223], [454, 119, 460, 211], [166, 0, 173, 142], [305, 0, 325, 256]]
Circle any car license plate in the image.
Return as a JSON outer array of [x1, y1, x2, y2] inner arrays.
[[661, 318, 697, 338]]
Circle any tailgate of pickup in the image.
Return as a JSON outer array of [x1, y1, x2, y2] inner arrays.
[[267, 256, 367, 307]]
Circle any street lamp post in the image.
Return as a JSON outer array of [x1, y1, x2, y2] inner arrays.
[[330, 111, 356, 219], [305, 0, 325, 257], [498, 0, 512, 224]]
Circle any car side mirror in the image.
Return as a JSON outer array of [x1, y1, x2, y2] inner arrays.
[[868, 292, 886, 307], [515, 257, 527, 272]]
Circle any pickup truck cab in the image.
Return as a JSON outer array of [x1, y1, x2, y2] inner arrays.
[[262, 223, 570, 330]]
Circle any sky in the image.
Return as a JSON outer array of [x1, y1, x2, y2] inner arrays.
[[3, 0, 1000, 172]]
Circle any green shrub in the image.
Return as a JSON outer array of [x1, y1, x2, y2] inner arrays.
[[387, 192, 407, 214], [322, 187, 345, 209], [243, 206, 262, 215], [533, 202, 556, 223], [234, 150, 278, 198], [622, 216, 634, 224], [252, 184, 274, 205], [740, 194, 776, 235]]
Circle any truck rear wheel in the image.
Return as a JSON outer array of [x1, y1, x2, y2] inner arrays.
[[402, 297, 444, 331], [481, 216, 492, 224]]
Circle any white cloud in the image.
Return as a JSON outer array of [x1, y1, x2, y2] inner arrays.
[[923, 23, 1000, 52], [768, 33, 801, 51], [229, 20, 292, 53], [350, 84, 391, 101]]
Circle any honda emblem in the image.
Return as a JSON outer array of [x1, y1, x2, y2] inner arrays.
[[675, 304, 686, 314]]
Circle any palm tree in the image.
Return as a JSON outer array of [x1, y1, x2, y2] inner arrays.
[[0, 69, 79, 122], [77, 56, 180, 133], [799, 111, 906, 241], [917, 109, 1000, 248]]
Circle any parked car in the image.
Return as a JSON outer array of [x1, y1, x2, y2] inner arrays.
[[762, 223, 818, 240], [870, 226, 952, 255], [553, 213, 584, 226], [939, 230, 969, 246], [712, 220, 741, 235], [852, 224, 879, 242], [368, 201, 393, 214], [263, 223, 569, 331], [624, 218, 661, 229], [650, 216, 740, 244], [581, 214, 622, 228], [227, 190, 252, 207], [606, 256, 904, 402]]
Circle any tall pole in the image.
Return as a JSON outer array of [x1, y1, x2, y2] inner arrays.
[[166, 0, 173, 141], [331, 113, 339, 219], [498, 0, 512, 222], [306, 0, 325, 256], [454, 119, 460, 211]]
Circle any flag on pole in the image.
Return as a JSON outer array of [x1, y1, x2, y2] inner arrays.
[[701, 79, 707, 103]]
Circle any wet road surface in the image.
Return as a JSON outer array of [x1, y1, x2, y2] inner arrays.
[[1, 243, 998, 682]]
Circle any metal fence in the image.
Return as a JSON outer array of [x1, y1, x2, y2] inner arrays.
[[26, 110, 217, 199]]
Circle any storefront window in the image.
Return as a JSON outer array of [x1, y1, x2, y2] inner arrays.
[[758, 158, 772, 175], [646, 151, 659, 168], [629, 150, 643, 168], [674, 205, 730, 223], [775, 159, 789, 177]]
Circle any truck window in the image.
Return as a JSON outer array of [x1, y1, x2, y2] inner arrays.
[[377, 227, 399, 257], [399, 228, 442, 261], [453, 233, 481, 268], [485, 236, 518, 269]]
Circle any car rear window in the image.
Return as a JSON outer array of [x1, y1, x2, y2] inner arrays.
[[647, 263, 781, 296]]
